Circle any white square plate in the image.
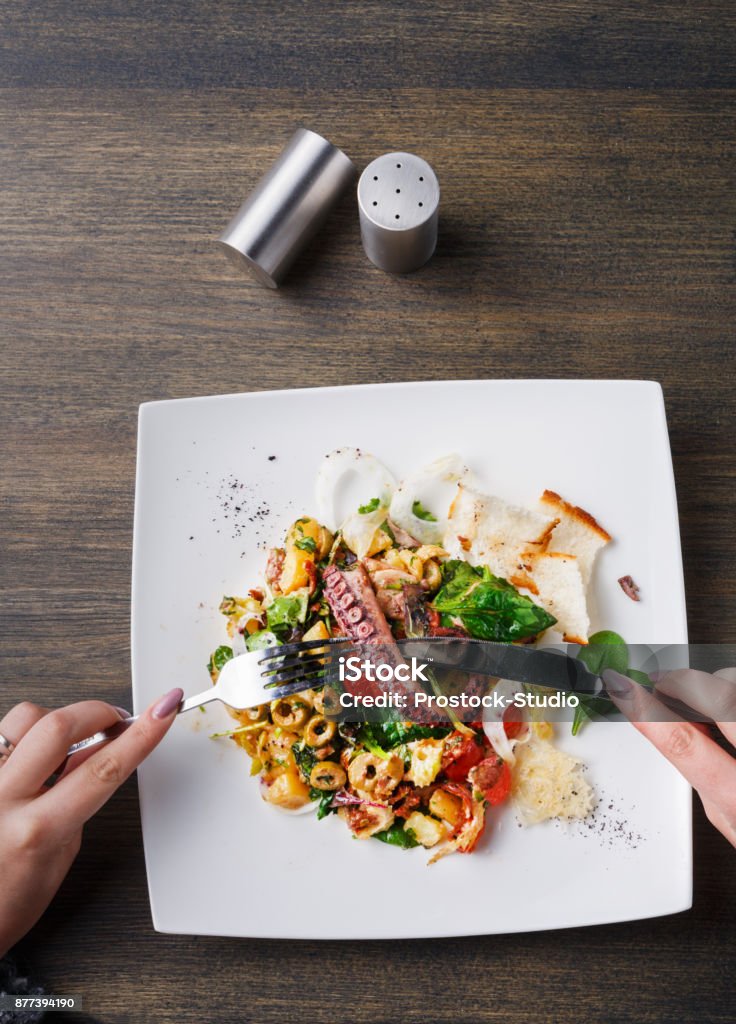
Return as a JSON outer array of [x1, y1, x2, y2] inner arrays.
[[132, 379, 691, 938]]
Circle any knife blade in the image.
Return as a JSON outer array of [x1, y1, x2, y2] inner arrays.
[[396, 637, 604, 697]]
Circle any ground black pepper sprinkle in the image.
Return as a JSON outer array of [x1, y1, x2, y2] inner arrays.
[[213, 472, 274, 548], [555, 789, 644, 849], [178, 455, 292, 554]]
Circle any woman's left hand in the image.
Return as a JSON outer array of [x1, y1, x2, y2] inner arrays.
[[0, 687, 182, 957]]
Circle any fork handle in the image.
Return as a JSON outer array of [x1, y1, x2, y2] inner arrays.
[[65, 715, 138, 758], [62, 689, 216, 759], [177, 688, 219, 714]]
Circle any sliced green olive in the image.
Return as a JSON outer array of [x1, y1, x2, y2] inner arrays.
[[309, 761, 347, 791], [243, 704, 269, 723], [270, 696, 311, 730], [304, 714, 337, 748]]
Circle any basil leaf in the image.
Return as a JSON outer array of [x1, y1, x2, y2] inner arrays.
[[294, 536, 317, 553], [373, 823, 420, 849], [207, 645, 233, 675], [412, 500, 437, 522], [432, 560, 557, 642], [358, 497, 381, 514]]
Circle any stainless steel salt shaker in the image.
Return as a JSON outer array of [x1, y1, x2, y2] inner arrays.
[[357, 152, 440, 274]]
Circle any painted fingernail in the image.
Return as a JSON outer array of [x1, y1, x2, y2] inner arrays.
[[602, 669, 633, 698], [114, 706, 132, 720], [152, 687, 184, 720]]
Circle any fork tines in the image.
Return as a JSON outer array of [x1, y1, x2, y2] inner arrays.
[[257, 638, 354, 688], [257, 637, 353, 661]]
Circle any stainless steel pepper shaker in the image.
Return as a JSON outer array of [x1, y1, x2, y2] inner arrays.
[[357, 152, 440, 274]]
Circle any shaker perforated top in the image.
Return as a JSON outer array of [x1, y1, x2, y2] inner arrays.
[[357, 152, 440, 274]]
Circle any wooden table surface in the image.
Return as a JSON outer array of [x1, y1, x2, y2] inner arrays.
[[2, 1, 735, 1021]]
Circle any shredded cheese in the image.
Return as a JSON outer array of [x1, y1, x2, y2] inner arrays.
[[511, 737, 595, 825]]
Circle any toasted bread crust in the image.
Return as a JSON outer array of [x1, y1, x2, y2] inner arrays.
[[447, 484, 464, 521], [509, 571, 538, 594], [540, 490, 612, 544], [529, 517, 559, 550], [524, 549, 578, 564], [563, 633, 588, 645]]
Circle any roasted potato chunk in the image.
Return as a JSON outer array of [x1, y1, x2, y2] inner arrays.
[[279, 517, 333, 594]]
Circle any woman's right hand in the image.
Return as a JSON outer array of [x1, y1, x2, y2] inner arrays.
[[604, 667, 736, 848]]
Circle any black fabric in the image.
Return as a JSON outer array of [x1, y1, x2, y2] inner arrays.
[[0, 957, 45, 1023]]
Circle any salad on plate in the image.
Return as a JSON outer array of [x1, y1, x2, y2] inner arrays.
[[207, 449, 616, 863]]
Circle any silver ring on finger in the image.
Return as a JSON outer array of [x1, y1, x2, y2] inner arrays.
[[0, 732, 15, 763]]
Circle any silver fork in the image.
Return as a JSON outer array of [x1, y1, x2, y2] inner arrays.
[[62, 638, 352, 760]]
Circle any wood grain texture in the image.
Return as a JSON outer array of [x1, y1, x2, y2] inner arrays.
[[1, 1, 735, 1021]]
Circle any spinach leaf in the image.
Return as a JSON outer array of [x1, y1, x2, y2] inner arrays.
[[309, 788, 337, 820], [412, 500, 437, 522], [432, 560, 557, 642], [571, 694, 617, 735], [359, 721, 451, 750], [207, 645, 233, 676], [577, 630, 629, 676], [293, 741, 318, 781], [266, 589, 309, 634], [572, 631, 652, 734], [572, 632, 629, 733], [627, 669, 652, 687], [358, 497, 381, 514], [357, 728, 393, 759], [386, 721, 451, 745], [373, 823, 420, 849]]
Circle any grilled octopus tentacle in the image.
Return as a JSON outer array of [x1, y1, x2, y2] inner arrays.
[[323, 563, 397, 646], [323, 565, 443, 723]]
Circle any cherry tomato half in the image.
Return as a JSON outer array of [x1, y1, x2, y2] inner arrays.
[[472, 757, 512, 806], [503, 706, 526, 739], [442, 733, 484, 782]]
